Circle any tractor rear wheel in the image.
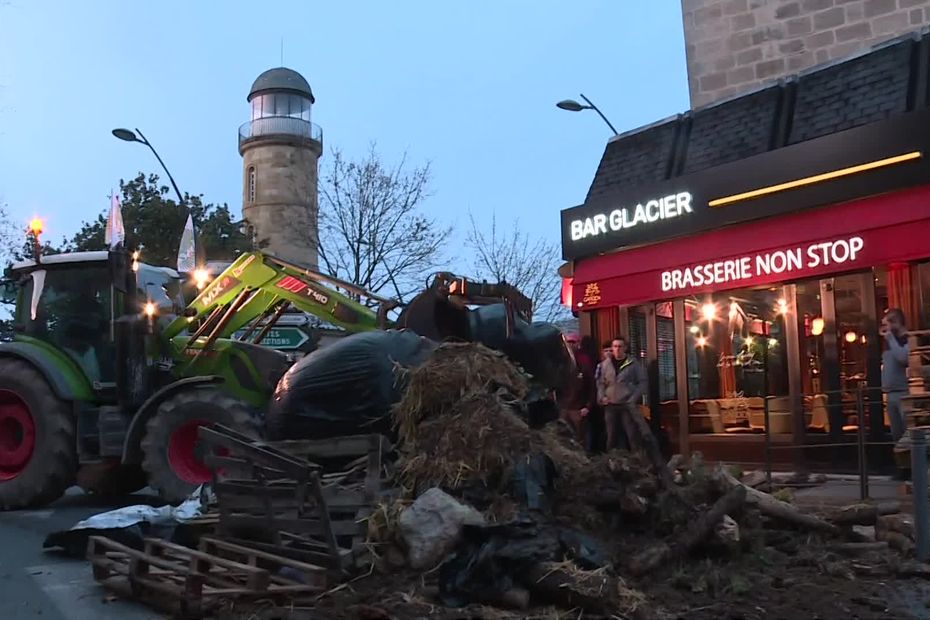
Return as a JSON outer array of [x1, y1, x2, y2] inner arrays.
[[141, 389, 258, 504], [0, 359, 76, 510]]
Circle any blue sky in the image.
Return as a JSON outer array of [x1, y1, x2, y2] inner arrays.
[[0, 0, 687, 267]]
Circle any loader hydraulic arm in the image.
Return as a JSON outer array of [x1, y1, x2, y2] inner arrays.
[[163, 252, 398, 346]]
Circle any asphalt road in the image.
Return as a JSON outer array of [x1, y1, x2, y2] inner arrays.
[[0, 487, 165, 620]]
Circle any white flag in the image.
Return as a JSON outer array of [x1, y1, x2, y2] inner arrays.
[[177, 213, 197, 273], [104, 191, 125, 249]]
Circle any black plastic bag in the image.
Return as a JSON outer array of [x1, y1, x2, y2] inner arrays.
[[438, 518, 612, 608], [510, 452, 557, 514], [265, 330, 436, 440], [467, 304, 574, 393]]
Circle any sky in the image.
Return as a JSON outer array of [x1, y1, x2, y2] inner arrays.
[[0, 0, 688, 269]]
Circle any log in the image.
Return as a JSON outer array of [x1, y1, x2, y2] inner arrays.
[[710, 466, 839, 536], [828, 504, 880, 526], [877, 514, 915, 539], [827, 542, 890, 555], [588, 490, 649, 515], [876, 529, 915, 555], [628, 484, 747, 576], [827, 501, 901, 526]]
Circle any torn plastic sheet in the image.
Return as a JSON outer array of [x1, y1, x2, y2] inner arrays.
[[43, 485, 213, 556]]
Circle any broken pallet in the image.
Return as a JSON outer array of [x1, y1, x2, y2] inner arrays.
[[87, 535, 326, 619]]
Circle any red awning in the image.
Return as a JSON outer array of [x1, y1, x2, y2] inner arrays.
[[572, 184, 930, 309]]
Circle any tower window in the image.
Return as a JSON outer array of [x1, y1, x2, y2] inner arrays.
[[248, 167, 256, 204]]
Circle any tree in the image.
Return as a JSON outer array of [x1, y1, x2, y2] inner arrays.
[[465, 213, 568, 323], [68, 173, 251, 266], [318, 145, 451, 303]]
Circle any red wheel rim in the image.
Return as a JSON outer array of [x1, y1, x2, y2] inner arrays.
[[167, 419, 222, 484], [0, 390, 36, 481]]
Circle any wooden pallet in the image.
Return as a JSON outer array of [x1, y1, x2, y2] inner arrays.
[[87, 536, 326, 618], [199, 425, 390, 575]]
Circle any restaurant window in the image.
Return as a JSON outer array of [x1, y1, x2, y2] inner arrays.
[[629, 310, 646, 361], [656, 302, 676, 401], [685, 287, 790, 435]]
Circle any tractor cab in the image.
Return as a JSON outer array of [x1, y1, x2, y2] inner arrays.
[[3, 250, 183, 397]]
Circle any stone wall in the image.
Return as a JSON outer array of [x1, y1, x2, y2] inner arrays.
[[241, 141, 320, 270], [683, 0, 930, 108]]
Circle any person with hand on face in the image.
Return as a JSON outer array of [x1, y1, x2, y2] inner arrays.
[[881, 308, 910, 442], [597, 336, 648, 451]]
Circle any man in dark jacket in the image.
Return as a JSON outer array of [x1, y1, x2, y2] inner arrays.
[[558, 333, 595, 442], [598, 336, 648, 451]]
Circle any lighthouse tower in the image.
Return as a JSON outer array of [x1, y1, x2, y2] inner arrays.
[[239, 67, 322, 269]]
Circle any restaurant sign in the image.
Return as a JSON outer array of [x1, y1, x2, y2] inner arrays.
[[661, 236, 864, 293], [561, 107, 930, 261]]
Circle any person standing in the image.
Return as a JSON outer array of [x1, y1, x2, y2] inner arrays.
[[882, 308, 910, 442], [598, 336, 648, 451], [557, 333, 595, 443]]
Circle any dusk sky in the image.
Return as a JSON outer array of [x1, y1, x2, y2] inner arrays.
[[0, 1, 687, 267]]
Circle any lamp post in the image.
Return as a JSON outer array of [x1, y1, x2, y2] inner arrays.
[[556, 93, 619, 135], [111, 128, 185, 205]]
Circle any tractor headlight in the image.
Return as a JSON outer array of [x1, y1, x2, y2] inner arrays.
[[192, 268, 211, 290]]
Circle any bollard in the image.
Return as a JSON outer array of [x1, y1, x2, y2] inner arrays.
[[911, 428, 930, 562]]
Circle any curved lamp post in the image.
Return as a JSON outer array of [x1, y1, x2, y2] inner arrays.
[[112, 128, 185, 205], [556, 93, 618, 135]]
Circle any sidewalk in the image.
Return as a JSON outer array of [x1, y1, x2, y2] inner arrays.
[[788, 474, 912, 510]]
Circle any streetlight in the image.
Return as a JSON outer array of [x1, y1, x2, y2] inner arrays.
[[111, 128, 185, 205], [556, 93, 618, 135]]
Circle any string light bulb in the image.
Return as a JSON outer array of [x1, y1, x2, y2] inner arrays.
[[701, 303, 716, 321]]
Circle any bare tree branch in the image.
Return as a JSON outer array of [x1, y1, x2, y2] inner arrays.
[[318, 144, 451, 304], [465, 212, 568, 323]]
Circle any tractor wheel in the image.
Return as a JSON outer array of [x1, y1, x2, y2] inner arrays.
[[0, 359, 76, 510], [141, 389, 259, 504]]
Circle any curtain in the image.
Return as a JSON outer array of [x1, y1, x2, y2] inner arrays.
[[594, 306, 621, 350], [888, 263, 919, 328]]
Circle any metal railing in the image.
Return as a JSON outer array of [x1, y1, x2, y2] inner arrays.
[[238, 117, 322, 147]]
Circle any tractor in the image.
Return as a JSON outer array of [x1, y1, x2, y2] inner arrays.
[[0, 242, 555, 510]]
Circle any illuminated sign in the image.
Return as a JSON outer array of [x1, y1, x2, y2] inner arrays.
[[661, 236, 864, 293], [276, 275, 330, 306], [569, 192, 692, 241], [581, 282, 602, 306]]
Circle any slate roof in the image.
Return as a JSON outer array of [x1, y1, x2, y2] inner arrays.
[[585, 31, 929, 203]]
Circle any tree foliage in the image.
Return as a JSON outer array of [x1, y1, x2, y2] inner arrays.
[[465, 213, 567, 323], [318, 145, 451, 303], [55, 173, 250, 267]]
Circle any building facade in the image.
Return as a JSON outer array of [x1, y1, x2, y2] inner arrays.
[[563, 30, 930, 471], [239, 67, 322, 269], [684, 0, 930, 107]]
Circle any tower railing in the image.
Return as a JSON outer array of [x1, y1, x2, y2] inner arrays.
[[238, 117, 323, 148]]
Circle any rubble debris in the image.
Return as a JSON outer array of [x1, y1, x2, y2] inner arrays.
[[399, 487, 485, 570], [44, 485, 211, 556], [62, 341, 930, 619], [629, 485, 747, 576]]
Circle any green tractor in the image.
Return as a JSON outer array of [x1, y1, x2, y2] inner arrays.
[[0, 247, 397, 509]]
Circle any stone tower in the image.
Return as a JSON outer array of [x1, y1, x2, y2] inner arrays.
[[683, 0, 930, 108], [239, 67, 322, 269]]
